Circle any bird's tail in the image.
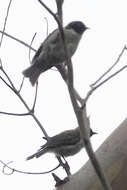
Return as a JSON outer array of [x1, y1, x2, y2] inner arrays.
[[26, 145, 47, 160], [22, 64, 41, 86], [26, 152, 38, 160]]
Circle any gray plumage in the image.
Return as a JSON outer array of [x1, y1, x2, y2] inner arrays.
[[26, 128, 96, 160], [23, 21, 88, 86]]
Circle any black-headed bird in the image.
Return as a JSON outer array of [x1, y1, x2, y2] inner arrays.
[[23, 21, 88, 86]]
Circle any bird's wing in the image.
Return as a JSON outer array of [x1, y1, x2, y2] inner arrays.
[[47, 130, 80, 148], [32, 29, 60, 64], [32, 43, 44, 63], [42, 29, 59, 46]]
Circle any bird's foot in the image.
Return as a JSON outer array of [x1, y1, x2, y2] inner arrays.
[[52, 173, 70, 187]]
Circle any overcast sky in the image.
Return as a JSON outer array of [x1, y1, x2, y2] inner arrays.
[[0, 0, 127, 189]]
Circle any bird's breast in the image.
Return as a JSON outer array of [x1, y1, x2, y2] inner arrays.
[[54, 141, 83, 157]]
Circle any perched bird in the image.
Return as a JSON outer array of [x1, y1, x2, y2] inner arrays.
[[26, 127, 97, 160], [23, 21, 88, 86]]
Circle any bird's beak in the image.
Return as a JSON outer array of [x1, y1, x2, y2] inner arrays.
[[92, 131, 98, 135], [86, 27, 90, 30]]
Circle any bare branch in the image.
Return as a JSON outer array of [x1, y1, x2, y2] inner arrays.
[[0, 111, 30, 116], [39, 0, 112, 188], [91, 45, 127, 87], [0, 59, 15, 89], [31, 81, 38, 113], [29, 33, 37, 64], [44, 17, 49, 36], [0, 30, 36, 52], [95, 65, 127, 88], [0, 73, 48, 138], [0, 160, 60, 175], [38, 0, 57, 19], [0, 0, 13, 48], [18, 76, 25, 93], [28, 33, 39, 112], [83, 65, 127, 107], [0, 76, 16, 92]]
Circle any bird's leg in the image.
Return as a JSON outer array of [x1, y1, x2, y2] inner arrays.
[[52, 156, 71, 187], [56, 156, 71, 176], [62, 156, 71, 175]]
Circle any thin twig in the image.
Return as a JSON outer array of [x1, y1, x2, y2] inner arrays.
[[29, 33, 37, 64], [0, 63, 15, 89], [83, 65, 127, 107], [0, 30, 36, 52], [0, 74, 48, 138], [0, 0, 12, 48], [91, 45, 127, 87], [94, 65, 127, 89], [0, 76, 16, 92], [0, 111, 30, 116], [18, 76, 25, 93], [31, 81, 38, 113], [0, 60, 47, 136], [28, 33, 39, 112], [0, 160, 60, 175], [44, 17, 49, 36], [38, 0, 57, 19], [18, 32, 36, 93]]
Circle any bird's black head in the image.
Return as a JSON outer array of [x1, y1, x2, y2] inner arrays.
[[66, 21, 88, 35]]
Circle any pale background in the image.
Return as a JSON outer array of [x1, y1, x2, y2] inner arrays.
[[0, 0, 127, 189]]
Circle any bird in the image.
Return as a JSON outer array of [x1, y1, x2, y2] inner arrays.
[[23, 21, 88, 86], [26, 127, 97, 160]]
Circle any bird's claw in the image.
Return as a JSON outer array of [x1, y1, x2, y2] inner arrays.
[[52, 173, 70, 187]]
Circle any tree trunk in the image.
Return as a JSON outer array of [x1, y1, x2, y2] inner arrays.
[[57, 118, 127, 190]]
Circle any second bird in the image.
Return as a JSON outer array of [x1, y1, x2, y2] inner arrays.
[[26, 127, 96, 160], [23, 21, 88, 86]]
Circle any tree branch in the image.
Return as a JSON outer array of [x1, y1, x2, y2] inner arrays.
[[0, 160, 60, 175], [31, 82, 38, 113], [0, 111, 30, 116], [82, 65, 127, 107], [91, 45, 127, 87], [29, 33, 37, 64], [0, 73, 48, 138], [38, 0, 112, 189], [0, 0, 13, 48], [0, 30, 36, 52]]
